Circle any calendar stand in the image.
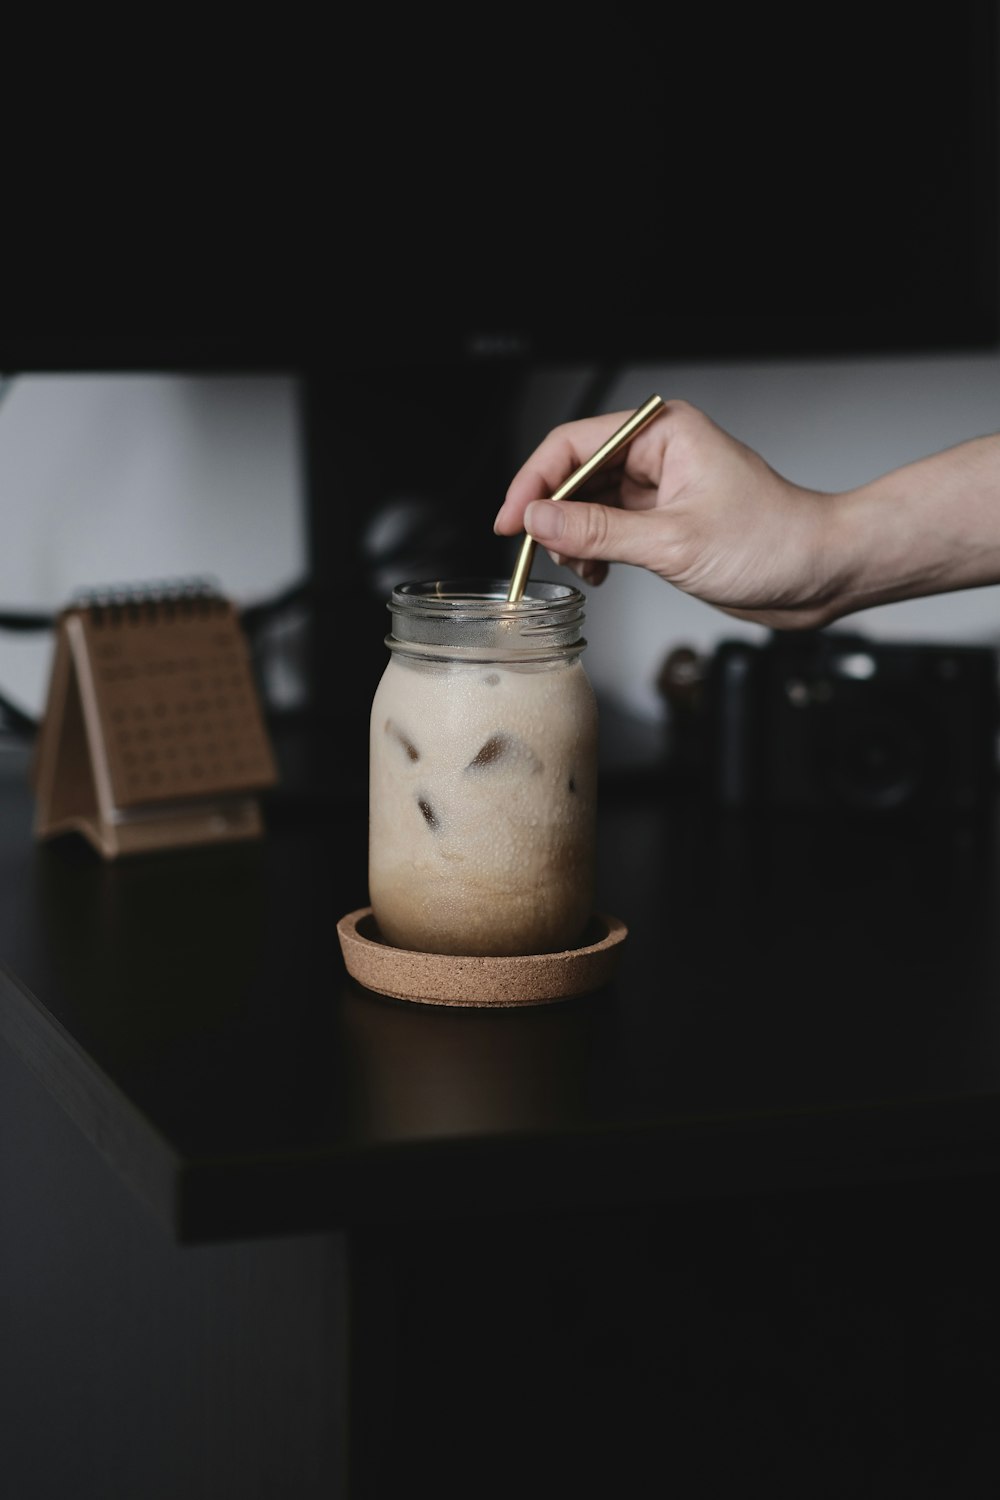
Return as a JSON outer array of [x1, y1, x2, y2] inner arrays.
[[31, 582, 279, 859]]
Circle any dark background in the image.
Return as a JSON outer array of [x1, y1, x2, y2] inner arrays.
[[7, 13, 998, 370], [6, 14, 997, 802]]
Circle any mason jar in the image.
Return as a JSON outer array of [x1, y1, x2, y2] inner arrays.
[[368, 578, 598, 957]]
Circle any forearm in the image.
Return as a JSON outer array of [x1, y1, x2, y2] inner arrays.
[[823, 435, 1000, 623]]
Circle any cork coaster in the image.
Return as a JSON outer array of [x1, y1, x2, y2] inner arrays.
[[336, 908, 628, 1007]]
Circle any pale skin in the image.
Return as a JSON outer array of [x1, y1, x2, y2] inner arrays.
[[493, 399, 1000, 630]]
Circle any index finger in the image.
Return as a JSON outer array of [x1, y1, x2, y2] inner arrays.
[[494, 410, 646, 536]]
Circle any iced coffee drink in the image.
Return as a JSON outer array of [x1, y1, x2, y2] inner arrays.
[[369, 580, 597, 957]]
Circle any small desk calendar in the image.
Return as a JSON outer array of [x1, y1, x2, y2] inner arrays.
[[32, 581, 279, 859]]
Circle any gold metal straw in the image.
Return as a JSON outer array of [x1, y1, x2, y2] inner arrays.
[[506, 394, 667, 603]]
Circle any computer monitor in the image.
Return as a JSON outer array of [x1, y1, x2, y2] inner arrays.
[[7, 12, 997, 374]]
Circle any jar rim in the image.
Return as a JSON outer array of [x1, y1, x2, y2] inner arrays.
[[386, 577, 587, 660], [390, 577, 584, 616]]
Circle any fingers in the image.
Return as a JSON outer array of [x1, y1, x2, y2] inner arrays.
[[523, 497, 648, 572], [494, 410, 651, 536], [573, 559, 610, 587], [494, 403, 680, 587]]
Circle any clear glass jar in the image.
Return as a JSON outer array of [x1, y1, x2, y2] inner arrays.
[[368, 578, 598, 957]]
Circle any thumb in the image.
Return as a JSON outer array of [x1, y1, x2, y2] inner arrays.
[[524, 498, 639, 565]]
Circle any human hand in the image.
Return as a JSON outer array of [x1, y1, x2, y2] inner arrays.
[[494, 399, 840, 630]]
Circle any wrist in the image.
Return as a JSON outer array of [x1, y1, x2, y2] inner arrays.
[[777, 486, 864, 630], [816, 486, 882, 624], [823, 436, 1000, 622], [819, 478, 935, 623]]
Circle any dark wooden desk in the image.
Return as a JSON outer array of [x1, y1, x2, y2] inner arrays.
[[3, 741, 1000, 1498]]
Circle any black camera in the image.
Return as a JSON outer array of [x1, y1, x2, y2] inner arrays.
[[696, 629, 1000, 816]]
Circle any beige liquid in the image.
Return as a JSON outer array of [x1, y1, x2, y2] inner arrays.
[[369, 652, 598, 956]]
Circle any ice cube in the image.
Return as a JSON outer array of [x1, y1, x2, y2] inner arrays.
[[385, 718, 420, 761], [465, 732, 542, 774], [417, 796, 440, 830]]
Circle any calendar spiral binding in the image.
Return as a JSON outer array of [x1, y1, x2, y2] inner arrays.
[[69, 576, 229, 626]]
